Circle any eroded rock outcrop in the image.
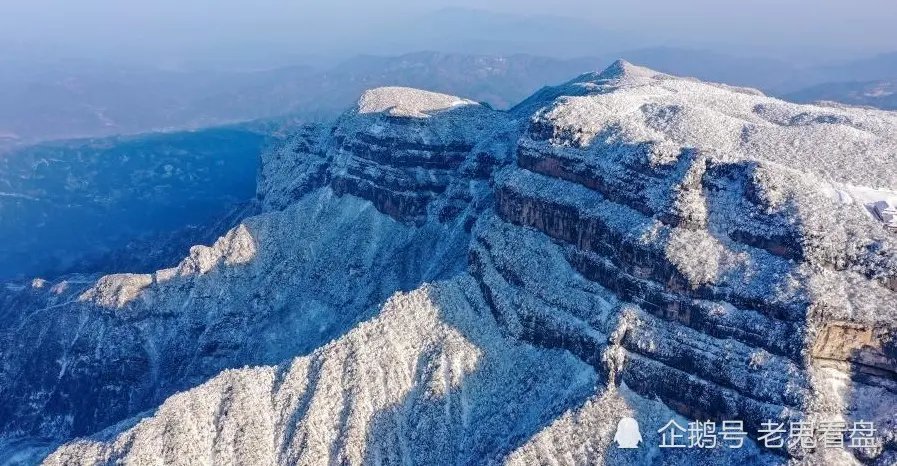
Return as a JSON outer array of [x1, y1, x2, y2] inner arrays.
[[475, 61, 897, 464], [259, 87, 514, 226], [2, 63, 897, 465], [0, 88, 499, 453]]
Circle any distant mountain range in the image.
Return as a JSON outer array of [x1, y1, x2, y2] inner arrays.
[[3, 49, 897, 151], [0, 52, 607, 148], [784, 79, 897, 110], [0, 63, 320, 150]]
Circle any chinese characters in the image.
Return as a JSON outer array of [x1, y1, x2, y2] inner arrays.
[[653, 419, 877, 450]]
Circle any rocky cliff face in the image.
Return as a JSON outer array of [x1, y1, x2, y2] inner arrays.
[[257, 87, 514, 225], [0, 88, 499, 459], [2, 62, 896, 465], [477, 62, 897, 464]]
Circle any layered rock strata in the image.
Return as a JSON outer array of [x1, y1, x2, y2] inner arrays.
[[2, 63, 896, 465]]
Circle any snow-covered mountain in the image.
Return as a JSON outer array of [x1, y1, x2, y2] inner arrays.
[[2, 61, 896, 465], [5, 48, 897, 152], [0, 52, 594, 148]]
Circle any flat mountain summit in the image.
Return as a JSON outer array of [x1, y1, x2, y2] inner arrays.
[[2, 61, 895, 465], [355, 86, 480, 116]]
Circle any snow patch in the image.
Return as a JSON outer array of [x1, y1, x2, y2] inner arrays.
[[357, 87, 477, 117]]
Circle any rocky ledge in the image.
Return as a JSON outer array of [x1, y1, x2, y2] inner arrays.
[[2, 62, 896, 465], [259, 87, 515, 226], [476, 61, 897, 463]]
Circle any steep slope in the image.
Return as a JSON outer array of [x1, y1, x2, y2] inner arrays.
[[480, 61, 897, 464], [40, 279, 598, 465], [43, 278, 778, 466], [0, 88, 509, 457], [4, 62, 897, 465]]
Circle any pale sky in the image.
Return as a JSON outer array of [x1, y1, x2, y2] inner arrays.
[[1, 0, 895, 65]]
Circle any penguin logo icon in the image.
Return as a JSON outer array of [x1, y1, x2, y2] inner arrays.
[[613, 417, 642, 449]]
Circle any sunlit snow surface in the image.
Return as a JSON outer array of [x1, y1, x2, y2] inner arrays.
[[44, 279, 778, 466], [531, 61, 897, 190], [357, 86, 478, 117], [1, 62, 896, 465]]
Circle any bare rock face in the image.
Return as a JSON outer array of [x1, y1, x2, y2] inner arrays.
[[0, 88, 501, 451], [476, 61, 897, 463], [2, 63, 897, 465], [259, 86, 515, 226]]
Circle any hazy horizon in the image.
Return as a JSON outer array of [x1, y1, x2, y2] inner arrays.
[[3, 1, 897, 69], [3, 1, 897, 149]]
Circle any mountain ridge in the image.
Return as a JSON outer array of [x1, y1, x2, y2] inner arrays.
[[5, 48, 897, 150], [2, 61, 896, 465]]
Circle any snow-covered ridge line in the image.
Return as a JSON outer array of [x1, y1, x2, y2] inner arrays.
[[357, 86, 479, 117], [487, 60, 896, 464], [1, 61, 896, 465]]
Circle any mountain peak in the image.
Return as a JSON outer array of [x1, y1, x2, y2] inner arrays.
[[597, 59, 662, 81], [5, 65, 897, 466]]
